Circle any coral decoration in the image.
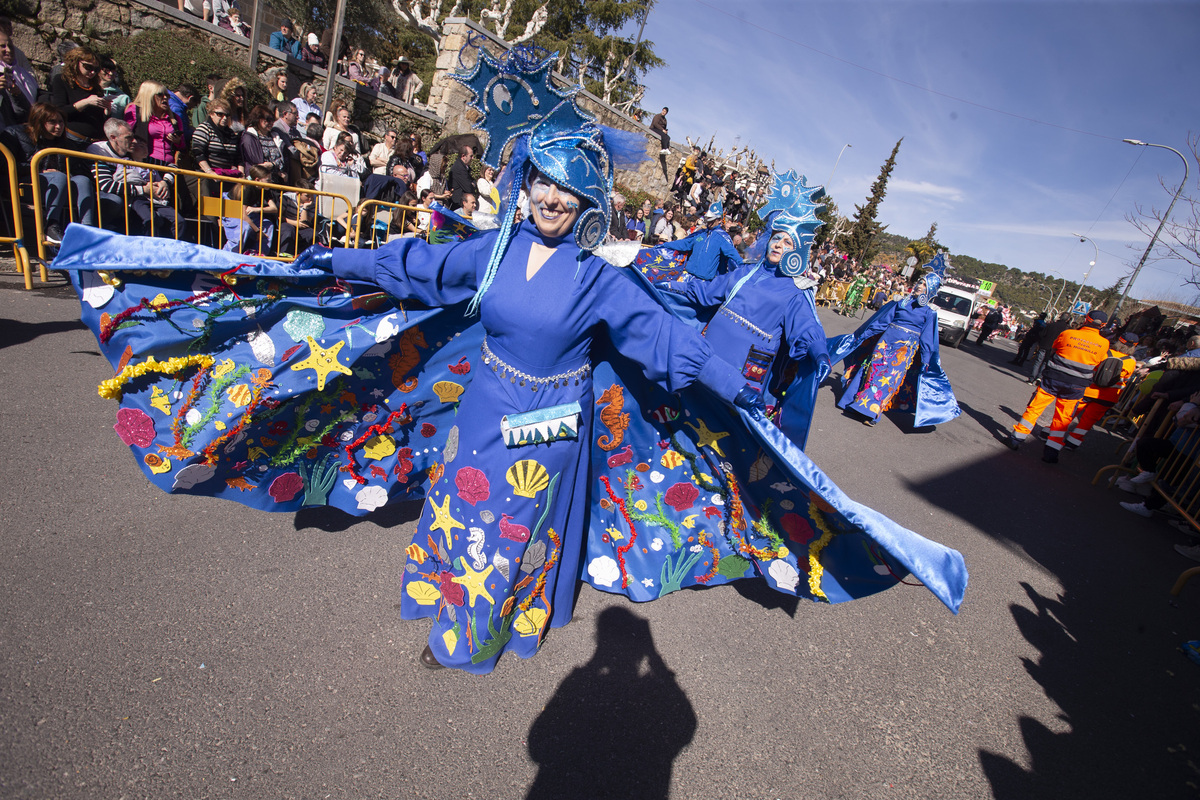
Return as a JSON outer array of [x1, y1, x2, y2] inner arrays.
[[114, 407, 156, 447], [99, 354, 215, 400], [455, 466, 491, 506], [498, 514, 531, 542], [269, 472, 304, 503], [448, 357, 471, 375], [663, 481, 699, 512], [781, 513, 815, 545]]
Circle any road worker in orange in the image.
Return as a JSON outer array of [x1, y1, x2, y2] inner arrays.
[[1062, 332, 1139, 449], [1006, 309, 1111, 463]]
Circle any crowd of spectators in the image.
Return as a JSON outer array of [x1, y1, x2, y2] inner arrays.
[[0, 16, 449, 255]]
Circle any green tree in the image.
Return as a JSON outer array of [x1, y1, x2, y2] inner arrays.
[[904, 239, 934, 266], [838, 137, 902, 265], [528, 0, 662, 112], [1092, 276, 1128, 314], [814, 192, 840, 249]]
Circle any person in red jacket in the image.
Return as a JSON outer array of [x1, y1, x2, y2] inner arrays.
[[1007, 310, 1111, 463]]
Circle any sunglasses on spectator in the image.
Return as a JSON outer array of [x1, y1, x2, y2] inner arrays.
[[212, 111, 230, 118], [81, 62, 99, 72], [156, 92, 169, 98]]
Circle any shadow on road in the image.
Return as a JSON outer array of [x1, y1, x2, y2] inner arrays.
[[525, 607, 696, 800], [0, 317, 86, 348], [905, 452, 1200, 798], [294, 497, 424, 532]]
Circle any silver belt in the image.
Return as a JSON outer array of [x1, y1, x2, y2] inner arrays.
[[889, 324, 921, 336], [481, 337, 591, 391], [719, 306, 774, 342]]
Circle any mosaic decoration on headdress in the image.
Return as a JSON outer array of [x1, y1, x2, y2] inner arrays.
[[757, 170, 826, 278], [453, 46, 592, 171]]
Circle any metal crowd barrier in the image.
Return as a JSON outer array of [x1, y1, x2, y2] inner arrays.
[[28, 148, 355, 264], [351, 199, 433, 249], [0, 142, 38, 290], [1094, 398, 1200, 592]]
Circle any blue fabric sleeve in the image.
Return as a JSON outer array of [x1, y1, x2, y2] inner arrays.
[[785, 291, 830, 363], [665, 267, 744, 308], [331, 234, 495, 307], [599, 264, 744, 403]]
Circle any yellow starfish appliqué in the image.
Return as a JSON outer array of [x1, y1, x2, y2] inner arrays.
[[452, 562, 494, 607], [685, 418, 730, 457], [428, 494, 465, 538], [290, 336, 352, 391]]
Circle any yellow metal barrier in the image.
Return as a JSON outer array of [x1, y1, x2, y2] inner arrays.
[[0, 142, 38, 290], [28, 148, 355, 262], [352, 199, 433, 249]]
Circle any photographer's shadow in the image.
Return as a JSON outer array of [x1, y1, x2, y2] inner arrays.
[[526, 606, 696, 800]]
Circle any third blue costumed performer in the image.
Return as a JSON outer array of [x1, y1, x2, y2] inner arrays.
[[831, 252, 961, 428]]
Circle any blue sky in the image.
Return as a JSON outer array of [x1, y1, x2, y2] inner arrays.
[[634, 0, 1200, 305]]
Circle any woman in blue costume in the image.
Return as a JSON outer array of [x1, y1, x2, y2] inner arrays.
[[293, 109, 754, 673], [658, 172, 832, 449], [832, 253, 960, 428]]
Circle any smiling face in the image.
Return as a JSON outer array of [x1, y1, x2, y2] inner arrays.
[[336, 107, 350, 127], [528, 170, 581, 240], [0, 30, 15, 65], [766, 231, 795, 265]]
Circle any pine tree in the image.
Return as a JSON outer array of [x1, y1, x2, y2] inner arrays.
[[838, 138, 902, 264], [922, 221, 939, 248]]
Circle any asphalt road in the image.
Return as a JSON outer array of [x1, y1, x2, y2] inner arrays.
[[3, 270, 1199, 799]]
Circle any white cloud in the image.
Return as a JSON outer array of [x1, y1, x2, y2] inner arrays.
[[890, 179, 965, 203]]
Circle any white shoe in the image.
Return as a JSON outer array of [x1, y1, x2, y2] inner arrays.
[[1120, 501, 1153, 518], [1130, 471, 1156, 484], [1174, 543, 1200, 563], [1167, 519, 1199, 537], [1115, 477, 1153, 497]]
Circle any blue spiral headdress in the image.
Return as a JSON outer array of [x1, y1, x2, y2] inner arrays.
[[745, 170, 826, 277], [915, 251, 950, 305], [455, 46, 630, 315]]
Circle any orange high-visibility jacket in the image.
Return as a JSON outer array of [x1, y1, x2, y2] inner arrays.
[[1042, 325, 1111, 397]]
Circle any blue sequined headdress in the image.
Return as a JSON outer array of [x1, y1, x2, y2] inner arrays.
[[749, 170, 826, 277], [455, 47, 628, 314], [917, 251, 951, 303]]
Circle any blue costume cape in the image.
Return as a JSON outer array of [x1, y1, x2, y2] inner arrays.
[[58, 226, 967, 671], [829, 299, 961, 428]]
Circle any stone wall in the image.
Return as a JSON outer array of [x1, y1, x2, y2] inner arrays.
[[429, 17, 689, 197], [5, 0, 442, 139]]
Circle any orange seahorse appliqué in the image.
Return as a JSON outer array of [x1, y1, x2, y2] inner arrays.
[[388, 327, 428, 392], [596, 384, 630, 451]]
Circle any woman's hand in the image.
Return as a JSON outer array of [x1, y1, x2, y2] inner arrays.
[[815, 355, 832, 385], [292, 245, 334, 271], [733, 385, 766, 414]]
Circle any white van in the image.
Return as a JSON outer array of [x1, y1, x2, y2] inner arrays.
[[930, 278, 979, 348]]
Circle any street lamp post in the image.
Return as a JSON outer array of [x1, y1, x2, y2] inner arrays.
[[826, 143, 852, 188], [1068, 233, 1098, 315], [1115, 139, 1191, 319]]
